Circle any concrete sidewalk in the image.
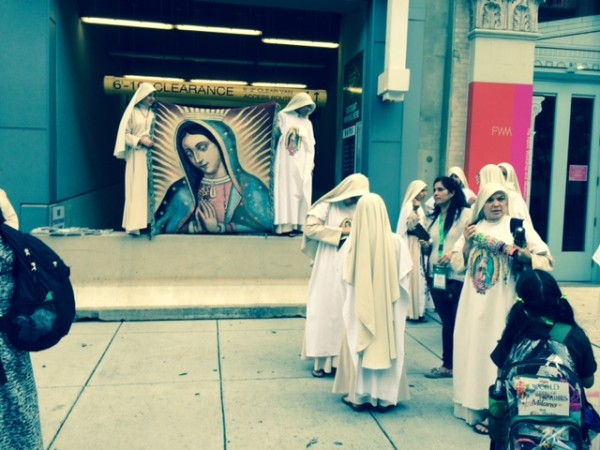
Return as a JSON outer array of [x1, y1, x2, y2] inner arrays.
[[31, 285, 599, 450]]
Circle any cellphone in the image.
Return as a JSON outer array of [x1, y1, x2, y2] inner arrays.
[[408, 223, 430, 241]]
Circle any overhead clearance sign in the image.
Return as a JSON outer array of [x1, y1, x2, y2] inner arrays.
[[103, 76, 327, 107]]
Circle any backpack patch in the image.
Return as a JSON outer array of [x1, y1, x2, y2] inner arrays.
[[493, 324, 587, 449], [0, 224, 76, 354]]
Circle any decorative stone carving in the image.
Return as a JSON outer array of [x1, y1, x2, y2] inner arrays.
[[482, 0, 503, 30], [470, 0, 543, 33], [511, 2, 532, 32]]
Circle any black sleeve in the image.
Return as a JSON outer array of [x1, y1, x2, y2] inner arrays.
[[491, 336, 514, 369], [566, 326, 597, 380]]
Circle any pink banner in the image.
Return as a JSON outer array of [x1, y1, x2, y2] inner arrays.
[[465, 82, 533, 196]]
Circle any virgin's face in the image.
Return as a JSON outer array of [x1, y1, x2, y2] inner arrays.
[[295, 105, 313, 118], [343, 196, 360, 206], [182, 132, 222, 176], [139, 92, 155, 107], [433, 182, 454, 206], [416, 187, 428, 202], [483, 191, 507, 221]]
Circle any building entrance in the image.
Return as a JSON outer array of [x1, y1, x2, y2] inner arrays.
[[532, 80, 600, 281]]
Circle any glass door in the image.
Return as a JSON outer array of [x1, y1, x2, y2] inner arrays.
[[531, 81, 600, 281]]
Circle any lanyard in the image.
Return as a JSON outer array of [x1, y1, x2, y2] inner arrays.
[[437, 214, 445, 259]]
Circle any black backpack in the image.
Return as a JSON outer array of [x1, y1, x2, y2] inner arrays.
[[492, 323, 587, 449], [0, 223, 76, 380]]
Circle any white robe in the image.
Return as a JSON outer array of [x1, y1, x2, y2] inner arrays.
[[122, 107, 154, 232], [452, 215, 553, 420], [508, 191, 533, 226], [273, 110, 315, 233], [0, 189, 19, 229], [303, 201, 356, 358], [333, 234, 412, 405], [396, 203, 427, 319]]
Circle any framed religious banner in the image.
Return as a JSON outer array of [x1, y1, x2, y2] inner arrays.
[[150, 101, 278, 235]]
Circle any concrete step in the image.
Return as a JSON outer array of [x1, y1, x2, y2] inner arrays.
[[73, 281, 308, 320], [37, 232, 311, 320]]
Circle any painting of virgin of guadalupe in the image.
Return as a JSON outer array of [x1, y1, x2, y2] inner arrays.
[[150, 102, 277, 234]]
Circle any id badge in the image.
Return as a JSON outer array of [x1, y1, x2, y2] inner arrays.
[[432, 264, 447, 290]]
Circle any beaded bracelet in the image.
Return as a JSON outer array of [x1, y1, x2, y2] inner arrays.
[[472, 232, 516, 256]]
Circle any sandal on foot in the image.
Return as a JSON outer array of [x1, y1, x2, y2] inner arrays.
[[472, 422, 489, 435], [424, 367, 453, 379], [342, 396, 368, 412], [311, 369, 326, 378]]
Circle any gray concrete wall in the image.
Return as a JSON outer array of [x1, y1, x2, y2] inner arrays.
[[446, 0, 471, 170], [0, 0, 125, 232], [53, 0, 124, 230], [416, 0, 470, 183], [418, 0, 450, 182], [396, 0, 427, 209], [38, 234, 312, 318], [342, 0, 427, 225], [0, 1, 51, 228]]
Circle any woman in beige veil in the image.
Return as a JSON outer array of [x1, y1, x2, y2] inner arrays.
[[333, 193, 412, 411], [301, 174, 369, 378], [113, 82, 157, 235], [396, 180, 428, 321]]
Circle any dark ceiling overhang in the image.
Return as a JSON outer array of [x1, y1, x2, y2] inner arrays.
[[77, 0, 369, 88]]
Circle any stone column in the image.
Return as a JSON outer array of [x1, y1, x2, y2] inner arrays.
[[463, 0, 544, 193]]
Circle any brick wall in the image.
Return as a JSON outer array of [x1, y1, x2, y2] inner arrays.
[[446, 0, 471, 171]]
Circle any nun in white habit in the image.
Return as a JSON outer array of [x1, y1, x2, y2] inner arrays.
[[273, 93, 317, 234], [497, 162, 523, 197], [333, 193, 412, 411], [301, 174, 370, 378], [113, 82, 156, 235], [448, 166, 476, 205], [478, 164, 532, 226], [396, 180, 428, 321]]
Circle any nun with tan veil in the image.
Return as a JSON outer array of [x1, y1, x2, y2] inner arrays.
[[395, 180, 428, 321], [477, 164, 532, 226], [273, 93, 317, 234], [113, 82, 157, 235], [333, 193, 412, 412], [498, 162, 523, 197], [449, 182, 553, 433], [448, 166, 476, 205], [300, 174, 370, 378]]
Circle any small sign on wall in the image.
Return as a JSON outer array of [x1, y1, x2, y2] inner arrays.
[[568, 165, 588, 182], [342, 124, 357, 178], [52, 205, 65, 228], [341, 51, 363, 178]]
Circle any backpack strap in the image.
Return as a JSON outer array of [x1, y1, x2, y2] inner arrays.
[[549, 322, 573, 343], [510, 218, 524, 234], [0, 360, 6, 384], [0, 315, 6, 382]]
